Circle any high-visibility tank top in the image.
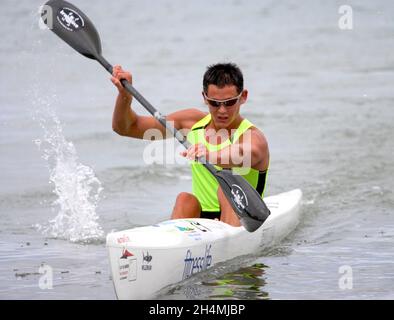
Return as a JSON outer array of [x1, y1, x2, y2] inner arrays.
[[186, 114, 268, 212]]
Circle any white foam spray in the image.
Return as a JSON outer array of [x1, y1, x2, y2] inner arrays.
[[32, 90, 104, 243]]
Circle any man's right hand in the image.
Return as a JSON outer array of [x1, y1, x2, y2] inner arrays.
[[111, 65, 133, 101]]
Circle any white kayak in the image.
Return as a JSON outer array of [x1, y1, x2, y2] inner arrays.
[[106, 189, 303, 300]]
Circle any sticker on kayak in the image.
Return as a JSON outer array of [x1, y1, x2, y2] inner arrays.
[[182, 244, 212, 280], [231, 184, 248, 210], [188, 221, 211, 232], [142, 251, 152, 271], [174, 225, 202, 241], [175, 226, 194, 232], [120, 248, 133, 259], [119, 249, 137, 281], [116, 234, 130, 244], [57, 7, 84, 31]]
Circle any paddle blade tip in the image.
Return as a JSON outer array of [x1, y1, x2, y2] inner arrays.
[[40, 0, 102, 60]]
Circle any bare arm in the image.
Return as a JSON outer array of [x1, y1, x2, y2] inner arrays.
[[212, 128, 269, 170], [111, 65, 136, 134], [111, 89, 135, 134], [111, 65, 205, 139], [182, 128, 269, 171]]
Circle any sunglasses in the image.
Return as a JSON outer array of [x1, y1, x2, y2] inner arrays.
[[203, 92, 243, 108]]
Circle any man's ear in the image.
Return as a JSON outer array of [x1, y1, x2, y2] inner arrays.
[[202, 91, 208, 105], [240, 89, 248, 104]]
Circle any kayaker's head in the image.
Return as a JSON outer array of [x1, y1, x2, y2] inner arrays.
[[203, 63, 248, 129]]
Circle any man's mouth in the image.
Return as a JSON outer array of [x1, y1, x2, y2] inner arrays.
[[217, 115, 229, 122]]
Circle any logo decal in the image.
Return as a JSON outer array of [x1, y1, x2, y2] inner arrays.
[[176, 226, 194, 232], [175, 224, 203, 240], [118, 249, 137, 281], [117, 235, 130, 244], [120, 248, 133, 259], [231, 184, 248, 210], [57, 7, 84, 31], [182, 244, 212, 280], [188, 221, 211, 232], [142, 251, 152, 271]]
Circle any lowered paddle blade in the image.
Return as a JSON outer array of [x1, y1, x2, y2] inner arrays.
[[41, 0, 102, 60], [215, 169, 270, 232]]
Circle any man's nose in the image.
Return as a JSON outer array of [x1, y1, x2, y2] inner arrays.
[[218, 104, 227, 113]]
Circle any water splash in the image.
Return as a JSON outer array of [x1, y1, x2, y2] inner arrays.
[[32, 91, 104, 243]]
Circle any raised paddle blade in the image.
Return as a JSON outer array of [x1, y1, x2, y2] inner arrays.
[[41, 0, 102, 59], [215, 169, 270, 232], [41, 0, 270, 233]]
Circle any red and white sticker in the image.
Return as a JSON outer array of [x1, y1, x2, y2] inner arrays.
[[118, 249, 137, 281]]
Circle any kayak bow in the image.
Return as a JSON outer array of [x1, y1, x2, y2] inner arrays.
[[106, 189, 302, 299]]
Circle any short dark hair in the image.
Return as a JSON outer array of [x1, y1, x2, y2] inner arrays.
[[203, 62, 244, 94]]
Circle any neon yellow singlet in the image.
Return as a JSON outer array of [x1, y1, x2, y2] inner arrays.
[[186, 114, 268, 212]]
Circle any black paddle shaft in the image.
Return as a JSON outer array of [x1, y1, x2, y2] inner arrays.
[[42, 0, 270, 232], [97, 55, 218, 164]]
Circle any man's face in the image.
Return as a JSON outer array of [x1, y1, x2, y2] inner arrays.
[[203, 84, 247, 129]]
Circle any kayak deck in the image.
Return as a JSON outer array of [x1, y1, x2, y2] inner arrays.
[[106, 189, 302, 299]]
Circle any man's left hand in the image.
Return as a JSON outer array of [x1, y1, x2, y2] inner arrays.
[[180, 143, 209, 161]]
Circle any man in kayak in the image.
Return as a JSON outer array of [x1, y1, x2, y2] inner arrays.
[[111, 63, 269, 227]]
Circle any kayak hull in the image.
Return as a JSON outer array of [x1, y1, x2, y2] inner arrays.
[[106, 189, 302, 300]]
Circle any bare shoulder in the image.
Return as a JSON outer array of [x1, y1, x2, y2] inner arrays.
[[251, 127, 269, 169], [238, 126, 269, 169], [240, 126, 268, 148], [250, 127, 268, 148], [167, 108, 207, 130]]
